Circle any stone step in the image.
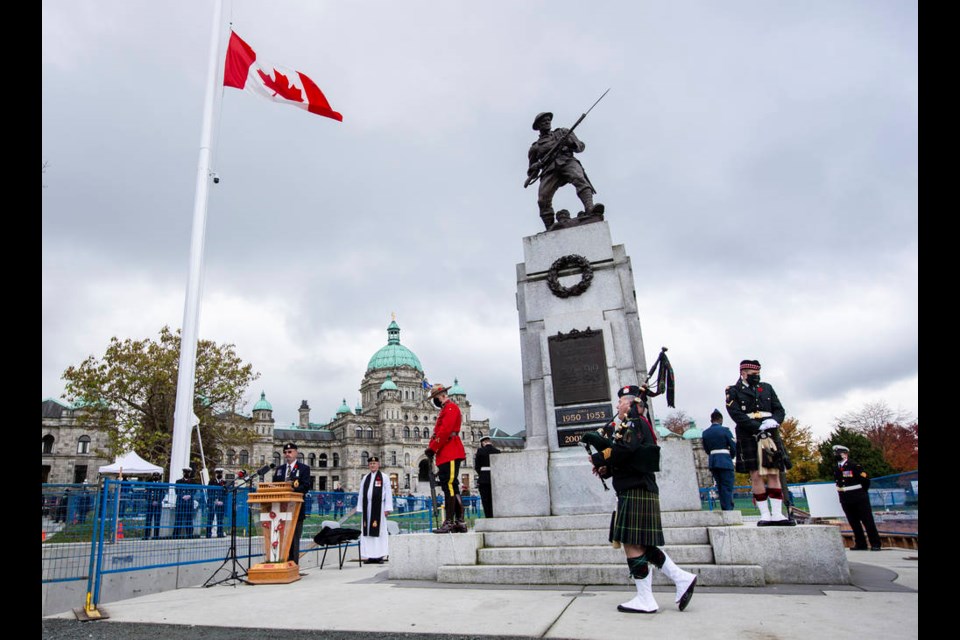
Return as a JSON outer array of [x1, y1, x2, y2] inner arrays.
[[474, 510, 741, 532], [437, 563, 765, 587], [479, 544, 715, 565], [482, 526, 709, 548]]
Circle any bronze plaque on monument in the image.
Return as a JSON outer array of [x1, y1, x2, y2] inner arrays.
[[548, 328, 611, 406]]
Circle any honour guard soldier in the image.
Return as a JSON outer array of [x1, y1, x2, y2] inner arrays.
[[833, 445, 882, 550]]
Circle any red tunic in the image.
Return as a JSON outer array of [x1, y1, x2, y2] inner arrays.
[[429, 400, 465, 465]]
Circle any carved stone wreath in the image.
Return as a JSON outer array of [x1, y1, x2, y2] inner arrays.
[[546, 254, 593, 298]]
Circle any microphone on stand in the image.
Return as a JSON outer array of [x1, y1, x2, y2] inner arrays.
[[255, 463, 276, 477]]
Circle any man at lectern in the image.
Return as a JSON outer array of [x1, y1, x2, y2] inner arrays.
[[272, 443, 312, 565]]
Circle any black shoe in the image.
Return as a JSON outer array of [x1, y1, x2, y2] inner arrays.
[[757, 520, 776, 527], [870, 546, 882, 551], [773, 519, 796, 527], [851, 545, 868, 550]]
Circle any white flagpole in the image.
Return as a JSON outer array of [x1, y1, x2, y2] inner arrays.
[[170, 0, 225, 483]]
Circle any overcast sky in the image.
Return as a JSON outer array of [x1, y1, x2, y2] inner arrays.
[[42, 1, 917, 441]]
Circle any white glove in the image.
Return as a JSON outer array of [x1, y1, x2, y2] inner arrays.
[[759, 419, 779, 432]]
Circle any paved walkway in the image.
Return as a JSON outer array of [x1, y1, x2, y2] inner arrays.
[[43, 548, 918, 640]]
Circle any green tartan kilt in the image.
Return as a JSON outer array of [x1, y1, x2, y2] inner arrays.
[[611, 487, 665, 547]]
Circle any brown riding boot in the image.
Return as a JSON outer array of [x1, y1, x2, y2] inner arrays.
[[453, 519, 468, 533], [432, 520, 456, 534]]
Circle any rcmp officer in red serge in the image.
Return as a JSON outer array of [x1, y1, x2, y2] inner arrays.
[[725, 360, 795, 526], [833, 445, 882, 550], [585, 385, 698, 614], [273, 443, 312, 564], [425, 383, 467, 533]]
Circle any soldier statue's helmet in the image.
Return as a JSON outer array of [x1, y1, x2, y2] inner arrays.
[[532, 111, 553, 129], [739, 359, 761, 372]]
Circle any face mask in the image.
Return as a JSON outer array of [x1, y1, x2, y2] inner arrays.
[[746, 374, 761, 386], [432, 397, 443, 409]]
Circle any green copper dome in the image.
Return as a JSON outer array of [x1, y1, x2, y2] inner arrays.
[[682, 421, 702, 439], [336, 398, 352, 415], [253, 391, 272, 411], [379, 374, 399, 391], [449, 378, 466, 396], [366, 320, 423, 372], [654, 419, 671, 438]]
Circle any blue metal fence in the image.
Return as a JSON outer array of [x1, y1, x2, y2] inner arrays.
[[42, 481, 484, 588]]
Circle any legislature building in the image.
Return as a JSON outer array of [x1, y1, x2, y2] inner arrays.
[[42, 320, 523, 493]]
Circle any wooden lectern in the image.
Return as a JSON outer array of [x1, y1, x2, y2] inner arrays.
[[246, 481, 304, 584]]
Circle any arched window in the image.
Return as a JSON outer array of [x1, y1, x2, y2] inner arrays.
[[42, 434, 54, 454], [414, 427, 420, 438], [319, 453, 328, 468], [297, 453, 305, 464], [391, 451, 397, 466], [77, 435, 91, 454], [308, 453, 316, 466], [239, 450, 249, 466], [355, 427, 363, 438], [333, 452, 340, 467], [361, 451, 369, 466], [366, 428, 374, 439], [227, 450, 236, 465], [272, 452, 282, 468], [403, 426, 410, 438]]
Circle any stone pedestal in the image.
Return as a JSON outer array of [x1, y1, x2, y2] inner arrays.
[[495, 221, 700, 515]]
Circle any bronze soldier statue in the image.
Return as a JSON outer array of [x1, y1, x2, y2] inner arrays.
[[525, 111, 603, 231]]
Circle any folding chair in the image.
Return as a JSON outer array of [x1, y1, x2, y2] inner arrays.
[[314, 521, 361, 570]]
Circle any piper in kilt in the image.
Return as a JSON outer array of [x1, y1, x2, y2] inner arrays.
[[587, 385, 697, 614], [725, 359, 795, 526]]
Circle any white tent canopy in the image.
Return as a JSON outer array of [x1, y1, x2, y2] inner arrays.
[[98, 451, 164, 477]]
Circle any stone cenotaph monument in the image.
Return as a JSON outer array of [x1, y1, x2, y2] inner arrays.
[[492, 220, 701, 516]]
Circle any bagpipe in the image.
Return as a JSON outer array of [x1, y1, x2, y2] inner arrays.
[[581, 348, 674, 489]]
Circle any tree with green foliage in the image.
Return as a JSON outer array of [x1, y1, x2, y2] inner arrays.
[[778, 417, 820, 482], [61, 326, 261, 476], [818, 426, 894, 480]]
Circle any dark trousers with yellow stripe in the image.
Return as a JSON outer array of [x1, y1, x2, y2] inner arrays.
[[437, 459, 464, 522]]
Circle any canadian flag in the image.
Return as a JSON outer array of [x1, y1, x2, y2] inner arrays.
[[223, 30, 343, 122]]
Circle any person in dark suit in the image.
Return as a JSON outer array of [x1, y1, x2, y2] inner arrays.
[[144, 473, 165, 539], [832, 445, 882, 550], [272, 443, 311, 564], [174, 468, 197, 538], [205, 468, 227, 538], [702, 409, 737, 511], [474, 434, 500, 518]]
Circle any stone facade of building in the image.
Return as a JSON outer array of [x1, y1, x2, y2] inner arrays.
[[41, 398, 111, 484], [41, 320, 522, 492]]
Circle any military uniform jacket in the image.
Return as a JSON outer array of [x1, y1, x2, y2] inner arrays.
[[834, 459, 871, 492], [592, 412, 660, 495], [702, 424, 737, 470], [474, 443, 501, 485], [725, 379, 786, 436], [429, 400, 465, 465]]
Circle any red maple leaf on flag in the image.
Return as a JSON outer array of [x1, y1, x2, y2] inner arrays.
[[257, 68, 304, 103]]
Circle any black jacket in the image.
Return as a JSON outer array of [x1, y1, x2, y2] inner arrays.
[[474, 443, 501, 485], [725, 379, 786, 437]]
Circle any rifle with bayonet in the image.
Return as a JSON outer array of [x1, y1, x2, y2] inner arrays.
[[524, 88, 610, 188]]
